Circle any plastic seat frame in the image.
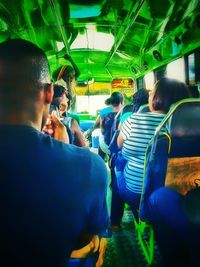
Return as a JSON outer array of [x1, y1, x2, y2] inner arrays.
[[136, 98, 200, 265]]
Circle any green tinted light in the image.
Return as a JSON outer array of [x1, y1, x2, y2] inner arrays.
[[71, 30, 114, 51], [70, 4, 100, 18]]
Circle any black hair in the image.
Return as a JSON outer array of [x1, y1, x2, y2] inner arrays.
[[121, 104, 133, 116], [152, 78, 191, 113], [51, 84, 66, 108], [52, 84, 72, 109], [105, 98, 111, 105], [132, 88, 149, 112], [53, 84, 66, 98], [0, 38, 50, 115], [0, 38, 50, 94], [109, 92, 124, 107]]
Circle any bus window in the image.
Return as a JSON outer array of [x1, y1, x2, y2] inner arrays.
[[137, 77, 145, 90], [144, 72, 155, 90], [188, 53, 195, 85], [166, 57, 185, 82]]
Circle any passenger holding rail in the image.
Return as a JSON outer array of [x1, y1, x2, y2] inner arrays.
[[117, 78, 190, 221], [0, 39, 109, 267]]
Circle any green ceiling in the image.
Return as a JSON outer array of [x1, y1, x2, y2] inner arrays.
[[0, 0, 200, 82]]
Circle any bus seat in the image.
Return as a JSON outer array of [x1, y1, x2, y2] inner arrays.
[[67, 236, 106, 267], [135, 98, 200, 265], [140, 98, 200, 221], [137, 104, 150, 113]]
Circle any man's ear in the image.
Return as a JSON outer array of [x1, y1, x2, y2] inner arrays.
[[44, 83, 54, 104]]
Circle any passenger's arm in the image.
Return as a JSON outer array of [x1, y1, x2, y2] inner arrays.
[[64, 54, 80, 79], [118, 116, 132, 148], [71, 119, 86, 147], [93, 115, 100, 130], [99, 116, 104, 131], [117, 132, 124, 148]]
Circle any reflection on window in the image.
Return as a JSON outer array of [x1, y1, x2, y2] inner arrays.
[[188, 53, 195, 84], [144, 72, 155, 90], [166, 58, 185, 82]]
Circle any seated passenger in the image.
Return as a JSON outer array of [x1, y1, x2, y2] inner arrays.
[[0, 39, 109, 267], [52, 84, 86, 147], [99, 92, 124, 157], [94, 98, 113, 131], [110, 88, 149, 230], [83, 98, 112, 145], [117, 78, 190, 221]]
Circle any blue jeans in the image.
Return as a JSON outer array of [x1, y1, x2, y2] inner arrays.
[[111, 169, 141, 223], [110, 168, 124, 225]]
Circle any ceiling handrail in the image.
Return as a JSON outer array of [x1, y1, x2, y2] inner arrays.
[[48, 0, 70, 55], [105, 0, 145, 67]]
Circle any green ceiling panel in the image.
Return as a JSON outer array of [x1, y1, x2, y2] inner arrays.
[[0, 0, 199, 82]]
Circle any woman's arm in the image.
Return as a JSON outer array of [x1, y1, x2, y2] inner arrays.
[[117, 132, 124, 148], [71, 119, 86, 147]]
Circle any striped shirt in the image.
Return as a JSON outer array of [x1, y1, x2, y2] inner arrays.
[[121, 112, 165, 193]]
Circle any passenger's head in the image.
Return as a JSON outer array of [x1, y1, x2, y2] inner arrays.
[[52, 84, 71, 114], [53, 65, 75, 85], [106, 92, 124, 107], [52, 84, 67, 108], [149, 78, 190, 113], [121, 104, 133, 116], [0, 38, 53, 128], [132, 88, 149, 112]]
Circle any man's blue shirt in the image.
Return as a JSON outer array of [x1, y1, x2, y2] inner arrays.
[[0, 125, 109, 266]]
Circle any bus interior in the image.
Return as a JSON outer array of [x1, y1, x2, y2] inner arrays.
[[0, 0, 200, 266]]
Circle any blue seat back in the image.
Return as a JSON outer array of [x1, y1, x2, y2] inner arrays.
[[137, 104, 150, 113], [140, 99, 200, 221]]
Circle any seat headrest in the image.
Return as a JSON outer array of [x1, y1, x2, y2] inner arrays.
[[137, 104, 150, 113], [167, 101, 200, 138]]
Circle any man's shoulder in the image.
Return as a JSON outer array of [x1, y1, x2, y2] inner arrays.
[[49, 136, 104, 165]]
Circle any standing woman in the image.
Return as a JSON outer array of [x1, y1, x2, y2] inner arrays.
[[117, 78, 190, 221], [53, 54, 80, 112]]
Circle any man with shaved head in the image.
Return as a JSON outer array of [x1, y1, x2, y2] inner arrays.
[[0, 39, 109, 267]]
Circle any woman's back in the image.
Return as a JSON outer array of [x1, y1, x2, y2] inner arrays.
[[118, 77, 190, 194], [121, 112, 165, 193]]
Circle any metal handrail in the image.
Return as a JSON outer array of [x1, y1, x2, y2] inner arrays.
[[105, 0, 145, 67]]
